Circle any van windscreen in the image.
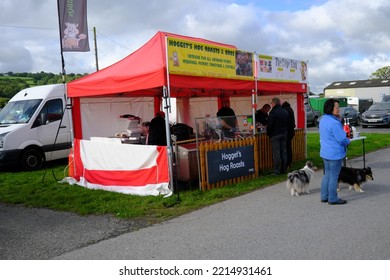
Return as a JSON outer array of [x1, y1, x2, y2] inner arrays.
[[0, 99, 42, 124]]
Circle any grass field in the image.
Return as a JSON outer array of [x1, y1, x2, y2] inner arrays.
[[1, 133, 389, 225]]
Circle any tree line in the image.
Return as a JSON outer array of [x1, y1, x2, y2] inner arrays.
[[0, 72, 86, 106], [1, 66, 390, 108]]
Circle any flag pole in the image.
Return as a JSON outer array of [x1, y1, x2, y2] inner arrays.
[[56, 0, 66, 83], [44, 0, 69, 182], [93, 26, 99, 71]]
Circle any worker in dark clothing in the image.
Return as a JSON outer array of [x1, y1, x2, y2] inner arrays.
[[267, 97, 289, 175], [282, 101, 296, 168], [147, 111, 167, 146], [217, 100, 238, 138]]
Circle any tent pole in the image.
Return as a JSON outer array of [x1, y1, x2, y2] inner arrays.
[[252, 52, 258, 135], [163, 86, 174, 194], [164, 35, 175, 193], [252, 89, 256, 136]]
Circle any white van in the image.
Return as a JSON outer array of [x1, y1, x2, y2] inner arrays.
[[0, 84, 72, 170]]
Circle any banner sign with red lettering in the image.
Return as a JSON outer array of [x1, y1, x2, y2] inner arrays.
[[167, 37, 254, 80]]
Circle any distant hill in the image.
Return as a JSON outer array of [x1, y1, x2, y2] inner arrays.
[[0, 72, 86, 103]]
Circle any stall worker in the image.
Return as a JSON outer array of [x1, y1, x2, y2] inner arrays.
[[147, 111, 167, 146], [217, 100, 238, 138]]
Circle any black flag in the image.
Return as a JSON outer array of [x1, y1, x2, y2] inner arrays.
[[58, 0, 90, 52]]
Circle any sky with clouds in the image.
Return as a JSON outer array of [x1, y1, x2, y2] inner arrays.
[[0, 0, 390, 93]]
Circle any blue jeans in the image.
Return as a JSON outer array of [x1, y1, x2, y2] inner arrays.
[[321, 159, 343, 202]]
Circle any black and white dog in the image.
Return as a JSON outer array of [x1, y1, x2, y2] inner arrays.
[[338, 166, 373, 193], [286, 161, 318, 196]]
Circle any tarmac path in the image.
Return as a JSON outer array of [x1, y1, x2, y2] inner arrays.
[[1, 147, 389, 260]]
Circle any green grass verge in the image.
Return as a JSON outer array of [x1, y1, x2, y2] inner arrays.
[[1, 133, 389, 224]]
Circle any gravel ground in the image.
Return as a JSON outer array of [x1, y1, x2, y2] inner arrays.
[[0, 203, 149, 260]]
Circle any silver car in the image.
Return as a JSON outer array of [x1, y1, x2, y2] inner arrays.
[[359, 102, 390, 128], [381, 95, 390, 102], [339, 106, 360, 126], [306, 105, 320, 127]]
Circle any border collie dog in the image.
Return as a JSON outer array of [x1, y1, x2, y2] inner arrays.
[[338, 166, 373, 193], [286, 161, 318, 196]]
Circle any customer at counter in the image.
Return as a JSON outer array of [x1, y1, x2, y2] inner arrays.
[[267, 97, 289, 175], [255, 103, 271, 130], [217, 100, 238, 138], [147, 111, 167, 146], [282, 101, 296, 168]]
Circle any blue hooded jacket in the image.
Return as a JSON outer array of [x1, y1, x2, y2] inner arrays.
[[319, 114, 350, 160]]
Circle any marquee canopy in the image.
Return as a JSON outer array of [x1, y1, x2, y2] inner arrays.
[[65, 31, 308, 195], [67, 31, 307, 98]]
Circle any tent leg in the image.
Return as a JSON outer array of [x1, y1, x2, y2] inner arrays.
[[162, 86, 175, 193]]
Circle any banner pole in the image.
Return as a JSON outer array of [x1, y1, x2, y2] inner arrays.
[[93, 26, 99, 71], [42, 1, 68, 182], [56, 0, 66, 83]]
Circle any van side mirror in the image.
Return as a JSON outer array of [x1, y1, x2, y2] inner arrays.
[[32, 112, 48, 128], [40, 112, 48, 125]]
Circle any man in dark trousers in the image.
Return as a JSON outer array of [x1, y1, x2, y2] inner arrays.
[[267, 97, 289, 175], [147, 111, 167, 146], [282, 101, 296, 168]]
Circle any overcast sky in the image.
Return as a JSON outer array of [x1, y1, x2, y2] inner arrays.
[[1, 0, 390, 93]]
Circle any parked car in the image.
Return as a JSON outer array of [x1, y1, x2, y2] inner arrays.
[[359, 102, 390, 128], [306, 105, 320, 127], [381, 95, 390, 102], [339, 106, 360, 126]]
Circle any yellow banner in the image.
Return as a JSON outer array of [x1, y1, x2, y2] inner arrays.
[[167, 37, 253, 80]]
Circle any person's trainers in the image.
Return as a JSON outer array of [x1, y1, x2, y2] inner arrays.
[[328, 199, 347, 205], [321, 200, 328, 203]]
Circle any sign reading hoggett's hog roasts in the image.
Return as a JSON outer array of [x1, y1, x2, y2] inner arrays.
[[206, 145, 255, 184]]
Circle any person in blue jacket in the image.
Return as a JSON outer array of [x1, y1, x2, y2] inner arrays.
[[319, 99, 350, 205]]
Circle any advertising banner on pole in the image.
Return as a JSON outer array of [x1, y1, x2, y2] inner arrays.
[[58, 0, 90, 52]]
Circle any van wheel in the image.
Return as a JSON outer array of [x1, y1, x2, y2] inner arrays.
[[20, 149, 44, 171]]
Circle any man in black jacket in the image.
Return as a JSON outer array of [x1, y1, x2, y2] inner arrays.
[[282, 101, 296, 168], [267, 97, 289, 175], [217, 100, 237, 139], [147, 111, 167, 146], [255, 103, 271, 127]]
